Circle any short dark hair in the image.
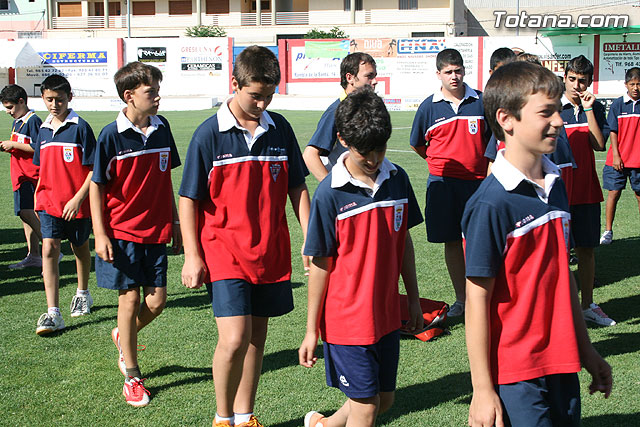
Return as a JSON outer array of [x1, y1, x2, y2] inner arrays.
[[40, 74, 72, 96], [565, 55, 593, 78], [516, 52, 542, 66], [0, 84, 28, 104], [484, 61, 564, 141], [114, 61, 163, 102], [436, 48, 464, 71], [233, 45, 280, 88], [490, 47, 516, 71], [335, 86, 391, 153], [625, 67, 640, 83], [340, 52, 376, 89]]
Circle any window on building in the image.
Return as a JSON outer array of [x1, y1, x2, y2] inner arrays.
[[399, 0, 417, 10], [169, 0, 192, 15], [206, 0, 229, 14], [58, 2, 82, 17], [94, 2, 122, 16], [251, 0, 270, 11], [0, 0, 9, 11], [132, 1, 155, 15], [343, 0, 363, 11]]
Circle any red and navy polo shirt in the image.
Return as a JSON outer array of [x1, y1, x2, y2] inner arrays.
[[33, 110, 96, 219], [560, 96, 608, 205], [606, 94, 640, 168], [179, 99, 308, 285], [462, 151, 581, 385], [410, 84, 490, 180], [8, 110, 41, 191], [304, 153, 423, 346], [307, 94, 348, 168], [92, 111, 181, 244]]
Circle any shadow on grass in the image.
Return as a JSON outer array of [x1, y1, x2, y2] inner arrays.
[[592, 331, 640, 359], [167, 292, 211, 311], [595, 237, 640, 285], [596, 293, 640, 324], [144, 365, 211, 395], [262, 344, 323, 375], [583, 413, 640, 427], [379, 371, 472, 424]]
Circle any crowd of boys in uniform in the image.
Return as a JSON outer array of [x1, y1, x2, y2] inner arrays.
[[3, 44, 634, 425]]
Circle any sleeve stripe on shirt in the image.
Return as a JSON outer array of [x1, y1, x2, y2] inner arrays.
[[619, 114, 640, 120], [337, 198, 409, 221], [105, 147, 171, 180], [211, 155, 289, 168], [556, 162, 573, 169], [506, 210, 570, 241], [426, 115, 485, 135], [564, 123, 587, 129]]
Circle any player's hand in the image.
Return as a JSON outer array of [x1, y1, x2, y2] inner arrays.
[[181, 255, 207, 289], [583, 348, 612, 398], [612, 153, 623, 171], [94, 233, 114, 263], [403, 298, 424, 333], [579, 90, 596, 110], [468, 389, 504, 427], [301, 243, 310, 277], [0, 140, 14, 152], [171, 222, 182, 254], [299, 331, 319, 368], [62, 196, 82, 221]]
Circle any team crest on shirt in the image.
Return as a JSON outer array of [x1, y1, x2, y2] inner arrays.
[[270, 163, 281, 182], [63, 147, 74, 163], [468, 119, 478, 135], [159, 152, 169, 172], [562, 217, 571, 253], [394, 204, 404, 232]]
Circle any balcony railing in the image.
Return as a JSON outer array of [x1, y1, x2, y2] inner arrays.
[[52, 9, 447, 29]]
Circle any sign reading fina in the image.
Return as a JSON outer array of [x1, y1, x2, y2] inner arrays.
[[38, 51, 108, 65]]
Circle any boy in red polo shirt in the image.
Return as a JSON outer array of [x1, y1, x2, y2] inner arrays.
[[1, 84, 43, 269], [300, 87, 423, 427], [463, 61, 611, 427]]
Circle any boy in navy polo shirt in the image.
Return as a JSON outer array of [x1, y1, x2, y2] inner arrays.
[[463, 61, 612, 427], [179, 45, 310, 427], [90, 62, 181, 407], [300, 87, 424, 427], [1, 84, 43, 269], [33, 74, 96, 335], [410, 48, 490, 317], [600, 67, 640, 245], [561, 55, 615, 327], [302, 52, 378, 182]]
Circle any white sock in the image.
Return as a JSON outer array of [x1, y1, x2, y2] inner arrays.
[[234, 413, 253, 424], [215, 414, 234, 425], [77, 289, 90, 297], [48, 307, 61, 317]]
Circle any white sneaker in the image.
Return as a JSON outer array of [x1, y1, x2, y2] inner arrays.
[[599, 230, 613, 245], [36, 312, 65, 335], [583, 303, 616, 326], [70, 293, 94, 317], [448, 301, 465, 317], [9, 253, 42, 269]]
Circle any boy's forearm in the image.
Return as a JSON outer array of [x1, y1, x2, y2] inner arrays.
[[302, 146, 329, 182], [89, 181, 107, 236], [610, 132, 620, 154], [74, 170, 93, 203], [568, 273, 596, 360], [411, 145, 428, 160], [306, 256, 331, 333], [178, 196, 201, 258], [400, 232, 420, 300], [289, 183, 310, 239], [586, 111, 606, 151], [465, 277, 496, 392]]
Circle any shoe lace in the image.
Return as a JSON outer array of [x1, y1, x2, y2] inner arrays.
[[70, 296, 82, 312], [245, 416, 264, 427], [591, 306, 609, 318], [130, 378, 150, 396]]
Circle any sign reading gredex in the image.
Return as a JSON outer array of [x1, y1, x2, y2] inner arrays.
[[137, 47, 167, 62]]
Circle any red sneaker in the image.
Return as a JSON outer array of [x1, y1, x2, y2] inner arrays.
[[123, 377, 150, 407]]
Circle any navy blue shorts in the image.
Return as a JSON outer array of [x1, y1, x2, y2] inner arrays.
[[38, 211, 91, 246], [602, 165, 640, 192], [206, 279, 293, 318], [14, 181, 35, 215], [497, 373, 580, 427], [425, 174, 482, 243], [570, 203, 601, 248], [96, 239, 167, 290], [323, 330, 400, 399]]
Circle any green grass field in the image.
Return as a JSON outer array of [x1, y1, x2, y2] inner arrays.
[[0, 108, 638, 426]]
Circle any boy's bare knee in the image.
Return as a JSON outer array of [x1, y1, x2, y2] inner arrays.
[[42, 240, 60, 258]]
